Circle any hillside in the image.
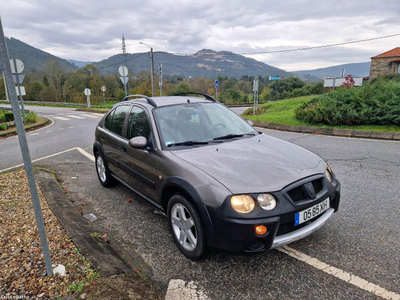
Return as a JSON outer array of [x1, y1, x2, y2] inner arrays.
[[93, 49, 293, 78], [2, 37, 77, 73], [295, 62, 371, 78]]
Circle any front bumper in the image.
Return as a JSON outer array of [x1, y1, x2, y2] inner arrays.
[[204, 174, 340, 253]]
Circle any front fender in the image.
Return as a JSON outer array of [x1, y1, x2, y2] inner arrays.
[[160, 177, 215, 240]]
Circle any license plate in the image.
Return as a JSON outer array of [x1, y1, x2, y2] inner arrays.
[[295, 198, 330, 226]]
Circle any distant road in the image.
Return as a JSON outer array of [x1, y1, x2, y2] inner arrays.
[[0, 105, 103, 171]]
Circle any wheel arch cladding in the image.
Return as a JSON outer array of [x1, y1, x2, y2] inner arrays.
[[161, 177, 215, 239]]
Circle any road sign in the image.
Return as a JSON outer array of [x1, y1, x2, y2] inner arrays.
[[118, 65, 128, 76], [215, 80, 219, 88], [120, 77, 129, 85], [269, 76, 281, 81], [10, 58, 24, 73], [13, 74, 25, 84], [101, 85, 106, 92], [15, 86, 26, 96], [253, 79, 259, 92], [84, 88, 91, 96]]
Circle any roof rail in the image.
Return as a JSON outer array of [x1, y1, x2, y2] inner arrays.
[[121, 94, 157, 108], [173, 92, 217, 102]]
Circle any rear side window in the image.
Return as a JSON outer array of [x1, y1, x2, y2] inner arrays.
[[126, 106, 151, 139], [105, 105, 130, 136], [104, 109, 115, 130]]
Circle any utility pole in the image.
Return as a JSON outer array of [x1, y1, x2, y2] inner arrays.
[[0, 17, 53, 276], [159, 62, 163, 96], [140, 42, 155, 97], [122, 34, 128, 96]]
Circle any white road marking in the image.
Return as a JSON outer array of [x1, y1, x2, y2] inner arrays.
[[80, 113, 101, 118], [0, 147, 79, 173], [76, 147, 95, 162], [68, 126, 75, 129], [29, 133, 40, 136], [67, 115, 85, 119], [53, 116, 71, 121], [46, 130, 53, 133], [165, 279, 209, 300], [278, 246, 400, 300], [59, 128, 64, 131]]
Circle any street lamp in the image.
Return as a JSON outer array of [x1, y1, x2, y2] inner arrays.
[[139, 42, 155, 97]]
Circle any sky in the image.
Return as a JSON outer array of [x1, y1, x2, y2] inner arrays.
[[1, 0, 399, 71]]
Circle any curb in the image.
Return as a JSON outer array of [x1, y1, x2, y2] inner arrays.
[[252, 121, 400, 141], [35, 170, 133, 277], [0, 116, 50, 137], [76, 108, 108, 114]]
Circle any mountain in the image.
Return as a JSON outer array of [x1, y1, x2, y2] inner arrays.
[[93, 49, 293, 78], [67, 59, 93, 68], [295, 62, 371, 78], [3, 37, 77, 73]]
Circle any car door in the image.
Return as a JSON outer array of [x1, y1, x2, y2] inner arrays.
[[100, 105, 130, 178], [118, 105, 159, 201]]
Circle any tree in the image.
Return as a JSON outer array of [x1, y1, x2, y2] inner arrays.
[[27, 81, 43, 101], [77, 64, 100, 77]]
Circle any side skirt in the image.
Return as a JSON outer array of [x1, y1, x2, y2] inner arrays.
[[111, 173, 164, 211]]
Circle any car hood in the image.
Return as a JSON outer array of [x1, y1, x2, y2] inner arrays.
[[171, 134, 326, 194]]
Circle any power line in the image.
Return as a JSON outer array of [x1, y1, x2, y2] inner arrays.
[[161, 33, 400, 57], [241, 33, 400, 55]]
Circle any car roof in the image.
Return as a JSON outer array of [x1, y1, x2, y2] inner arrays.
[[121, 96, 215, 108]]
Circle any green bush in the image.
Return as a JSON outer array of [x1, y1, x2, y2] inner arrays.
[[0, 112, 5, 123], [25, 112, 37, 124], [295, 79, 400, 126], [0, 124, 7, 130]]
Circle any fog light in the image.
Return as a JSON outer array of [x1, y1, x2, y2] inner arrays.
[[255, 225, 267, 236]]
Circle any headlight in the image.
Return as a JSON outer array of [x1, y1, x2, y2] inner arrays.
[[231, 195, 255, 213], [325, 169, 332, 182], [257, 194, 277, 210]]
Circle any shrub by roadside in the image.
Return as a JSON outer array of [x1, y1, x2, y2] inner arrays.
[[295, 79, 400, 126]]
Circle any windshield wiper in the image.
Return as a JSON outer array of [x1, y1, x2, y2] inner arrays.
[[167, 141, 209, 147], [213, 133, 256, 141]]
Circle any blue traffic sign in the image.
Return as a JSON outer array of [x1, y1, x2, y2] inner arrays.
[[269, 76, 281, 81], [215, 80, 219, 88]]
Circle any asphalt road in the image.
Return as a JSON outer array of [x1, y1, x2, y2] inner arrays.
[[1, 105, 399, 299], [0, 105, 102, 171]]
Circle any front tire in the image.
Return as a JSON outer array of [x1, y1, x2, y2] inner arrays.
[[167, 194, 208, 260], [95, 152, 116, 187]]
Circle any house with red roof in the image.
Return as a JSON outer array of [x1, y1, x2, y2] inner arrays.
[[369, 48, 400, 79]]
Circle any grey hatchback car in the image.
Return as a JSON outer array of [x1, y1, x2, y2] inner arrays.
[[94, 93, 340, 260]]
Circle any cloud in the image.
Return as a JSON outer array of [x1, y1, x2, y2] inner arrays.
[[1, 0, 400, 70]]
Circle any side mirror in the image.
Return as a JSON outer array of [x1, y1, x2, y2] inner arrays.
[[128, 136, 147, 149], [246, 120, 254, 127]]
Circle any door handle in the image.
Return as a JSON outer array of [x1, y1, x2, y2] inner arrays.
[[121, 146, 127, 152], [101, 135, 106, 141]]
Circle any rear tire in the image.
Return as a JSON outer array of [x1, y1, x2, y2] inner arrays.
[[95, 151, 116, 187], [167, 194, 208, 260]]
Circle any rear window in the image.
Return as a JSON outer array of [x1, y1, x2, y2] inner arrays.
[[105, 105, 130, 136]]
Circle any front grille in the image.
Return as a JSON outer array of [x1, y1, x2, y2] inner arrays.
[[287, 178, 324, 202]]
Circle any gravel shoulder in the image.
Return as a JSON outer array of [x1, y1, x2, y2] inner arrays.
[[0, 168, 158, 299]]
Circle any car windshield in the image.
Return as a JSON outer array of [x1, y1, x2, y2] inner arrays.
[[154, 103, 257, 148]]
